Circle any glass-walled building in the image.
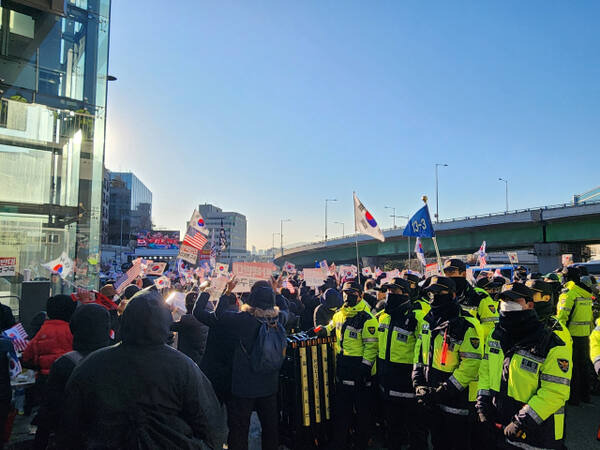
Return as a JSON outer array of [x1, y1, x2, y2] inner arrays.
[[0, 0, 111, 302], [107, 172, 152, 247]]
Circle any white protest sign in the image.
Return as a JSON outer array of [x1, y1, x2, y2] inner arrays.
[[178, 244, 198, 264], [425, 263, 439, 277], [303, 268, 327, 287], [208, 276, 228, 301], [231, 262, 275, 293], [561, 254, 573, 267], [0, 257, 16, 277]]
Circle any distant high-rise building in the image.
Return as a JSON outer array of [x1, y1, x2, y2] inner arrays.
[[198, 203, 248, 263], [101, 167, 111, 244], [108, 172, 152, 246]]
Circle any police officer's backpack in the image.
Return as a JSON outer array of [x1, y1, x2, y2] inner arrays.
[[242, 318, 287, 374]]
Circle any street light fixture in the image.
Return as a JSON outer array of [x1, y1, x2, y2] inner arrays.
[[324, 198, 337, 242], [280, 219, 291, 257], [333, 221, 345, 237], [498, 178, 509, 212], [435, 163, 448, 223]]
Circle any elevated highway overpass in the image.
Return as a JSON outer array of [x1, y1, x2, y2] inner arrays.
[[275, 201, 600, 273]]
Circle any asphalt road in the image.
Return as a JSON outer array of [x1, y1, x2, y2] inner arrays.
[[565, 396, 600, 448]]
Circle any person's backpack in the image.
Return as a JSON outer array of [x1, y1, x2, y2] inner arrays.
[[242, 319, 287, 374]]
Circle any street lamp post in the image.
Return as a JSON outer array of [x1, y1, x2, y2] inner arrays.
[[280, 219, 291, 257], [272, 232, 280, 259], [333, 221, 345, 237], [435, 163, 448, 223], [499, 178, 509, 212], [325, 198, 337, 242]]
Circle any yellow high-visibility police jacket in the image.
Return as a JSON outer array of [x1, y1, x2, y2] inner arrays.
[[477, 325, 571, 449], [591, 318, 600, 375], [325, 299, 379, 384], [413, 306, 484, 415], [556, 281, 594, 337]]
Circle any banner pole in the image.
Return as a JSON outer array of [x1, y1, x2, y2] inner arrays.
[[353, 191, 361, 284], [407, 236, 411, 270], [432, 236, 444, 275]]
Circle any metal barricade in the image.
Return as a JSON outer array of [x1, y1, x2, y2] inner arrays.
[[279, 332, 336, 449]]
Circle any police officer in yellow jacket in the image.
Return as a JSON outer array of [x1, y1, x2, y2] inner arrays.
[[403, 271, 431, 313], [477, 282, 572, 449], [591, 318, 600, 377], [556, 266, 594, 404], [473, 276, 501, 339], [377, 277, 428, 450], [323, 281, 379, 449], [525, 279, 572, 346], [413, 276, 484, 450]]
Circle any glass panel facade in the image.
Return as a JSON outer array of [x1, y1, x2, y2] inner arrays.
[[0, 0, 111, 308]]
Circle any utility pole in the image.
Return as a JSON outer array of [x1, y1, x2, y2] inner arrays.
[[325, 198, 337, 242], [499, 177, 509, 212], [435, 163, 448, 223], [280, 219, 291, 257]]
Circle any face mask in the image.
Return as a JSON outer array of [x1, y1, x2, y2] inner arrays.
[[343, 292, 359, 307], [450, 277, 467, 293], [499, 301, 524, 312], [428, 292, 453, 308], [385, 293, 409, 314]]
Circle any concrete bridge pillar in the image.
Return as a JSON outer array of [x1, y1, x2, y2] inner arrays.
[[534, 243, 589, 273]]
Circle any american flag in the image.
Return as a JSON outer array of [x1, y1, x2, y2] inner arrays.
[[114, 262, 143, 293], [183, 226, 208, 251], [3, 323, 29, 352]]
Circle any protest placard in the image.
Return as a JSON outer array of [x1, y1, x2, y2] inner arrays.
[[0, 257, 16, 277], [425, 263, 439, 277], [561, 254, 573, 267], [507, 251, 519, 265], [303, 268, 327, 287], [178, 244, 198, 264], [231, 262, 275, 293]]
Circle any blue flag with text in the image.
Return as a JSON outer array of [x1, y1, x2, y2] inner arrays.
[[402, 205, 435, 238]]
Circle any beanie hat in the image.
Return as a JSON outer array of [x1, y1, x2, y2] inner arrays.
[[247, 282, 276, 310]]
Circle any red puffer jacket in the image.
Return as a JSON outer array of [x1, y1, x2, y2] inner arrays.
[[22, 320, 73, 375]]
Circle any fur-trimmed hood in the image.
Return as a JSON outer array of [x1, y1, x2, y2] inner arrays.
[[240, 303, 280, 319]]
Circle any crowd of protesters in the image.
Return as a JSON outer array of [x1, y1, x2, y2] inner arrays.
[[0, 260, 598, 449]]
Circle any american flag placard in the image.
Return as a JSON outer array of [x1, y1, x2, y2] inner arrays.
[[183, 227, 208, 251], [3, 323, 29, 352]]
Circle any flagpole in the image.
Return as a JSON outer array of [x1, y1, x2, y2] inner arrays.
[[407, 236, 411, 270], [422, 195, 444, 274], [353, 191, 361, 285]]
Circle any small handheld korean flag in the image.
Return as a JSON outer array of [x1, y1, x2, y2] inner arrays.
[[190, 209, 209, 236], [215, 263, 229, 275], [283, 261, 296, 274], [353, 193, 385, 242]]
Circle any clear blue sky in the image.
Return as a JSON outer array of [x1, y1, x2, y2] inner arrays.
[[104, 1, 600, 250]]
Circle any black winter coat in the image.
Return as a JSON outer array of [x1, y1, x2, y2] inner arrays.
[[59, 292, 225, 449], [37, 304, 110, 433], [193, 292, 239, 403], [171, 314, 208, 366], [215, 293, 288, 399]]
